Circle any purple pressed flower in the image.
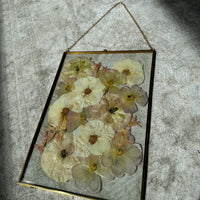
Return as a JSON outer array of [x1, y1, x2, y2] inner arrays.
[[117, 85, 148, 113], [66, 106, 101, 132], [101, 142, 142, 177], [99, 94, 132, 129], [56, 77, 76, 97], [66, 107, 90, 132]]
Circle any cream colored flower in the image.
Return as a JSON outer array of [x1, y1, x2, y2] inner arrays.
[[48, 94, 71, 126], [48, 93, 84, 126], [71, 77, 105, 110], [56, 77, 76, 97], [41, 133, 77, 182], [61, 57, 95, 80], [73, 120, 115, 157], [113, 59, 144, 85]]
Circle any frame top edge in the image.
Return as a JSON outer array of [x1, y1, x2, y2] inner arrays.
[[65, 49, 155, 54]]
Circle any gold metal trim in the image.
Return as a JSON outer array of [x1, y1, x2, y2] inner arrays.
[[17, 182, 96, 200], [66, 50, 154, 54]]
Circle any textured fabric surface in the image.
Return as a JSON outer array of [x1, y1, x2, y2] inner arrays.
[[0, 0, 200, 200]]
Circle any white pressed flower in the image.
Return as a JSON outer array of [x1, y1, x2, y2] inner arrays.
[[48, 92, 86, 127], [48, 93, 84, 126], [48, 94, 70, 126], [71, 77, 105, 110], [113, 59, 144, 85], [73, 120, 115, 157], [41, 133, 77, 182], [70, 95, 85, 113]]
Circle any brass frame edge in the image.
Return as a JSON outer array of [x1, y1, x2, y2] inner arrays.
[[140, 49, 156, 200], [17, 182, 95, 200], [65, 49, 154, 54]]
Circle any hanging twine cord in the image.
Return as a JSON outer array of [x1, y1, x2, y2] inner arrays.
[[66, 2, 153, 52]]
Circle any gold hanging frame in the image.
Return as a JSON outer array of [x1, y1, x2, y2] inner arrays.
[[18, 2, 156, 200]]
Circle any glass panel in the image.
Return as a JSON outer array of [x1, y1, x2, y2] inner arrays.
[[20, 51, 154, 200]]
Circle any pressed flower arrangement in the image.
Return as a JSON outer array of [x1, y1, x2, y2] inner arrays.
[[18, 50, 153, 197], [18, 50, 155, 200]]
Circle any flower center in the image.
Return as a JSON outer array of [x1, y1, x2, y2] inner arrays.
[[89, 134, 99, 145], [84, 88, 92, 95], [116, 148, 123, 156], [75, 66, 80, 71], [61, 149, 68, 158], [107, 79, 114, 85], [127, 94, 135, 101], [90, 163, 97, 171], [65, 85, 71, 92], [108, 107, 118, 114], [122, 69, 131, 76], [61, 107, 70, 116], [80, 115, 86, 121]]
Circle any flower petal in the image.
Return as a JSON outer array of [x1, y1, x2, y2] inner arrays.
[[113, 59, 144, 85], [131, 85, 148, 106], [135, 95, 148, 107], [96, 167, 115, 180], [124, 157, 137, 176], [120, 86, 130, 96], [89, 137, 111, 155], [101, 152, 114, 168], [121, 101, 138, 114], [72, 165, 90, 190], [41, 134, 75, 182], [111, 157, 126, 177], [48, 95, 66, 126], [124, 144, 142, 162], [61, 57, 95, 79], [117, 86, 138, 113], [66, 111, 85, 132], [72, 77, 105, 108], [88, 173, 102, 193], [102, 113, 114, 124], [109, 86, 120, 94]]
